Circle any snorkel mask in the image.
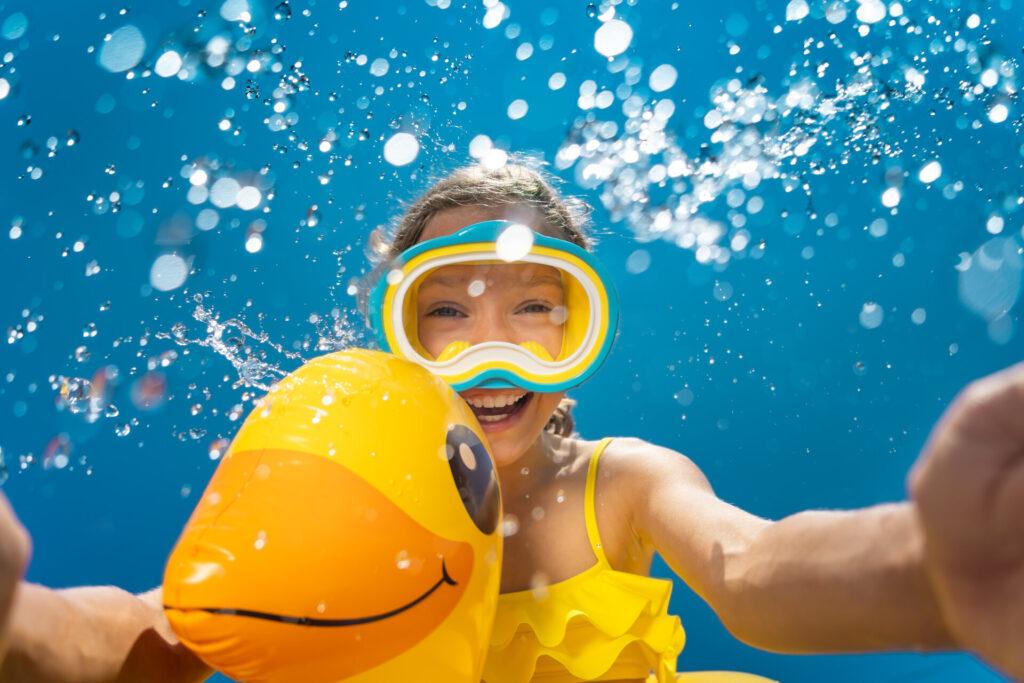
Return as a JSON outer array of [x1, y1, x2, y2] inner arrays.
[[369, 220, 619, 393]]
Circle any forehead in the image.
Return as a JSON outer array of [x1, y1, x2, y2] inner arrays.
[[419, 262, 563, 289]]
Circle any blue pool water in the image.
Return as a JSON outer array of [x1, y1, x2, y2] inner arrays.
[[1, 0, 1021, 680]]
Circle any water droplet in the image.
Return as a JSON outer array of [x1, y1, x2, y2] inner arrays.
[[859, 301, 884, 329], [988, 102, 1010, 124], [649, 64, 677, 92], [150, 253, 189, 291], [507, 98, 528, 120], [208, 438, 230, 460], [530, 571, 550, 600], [274, 1, 292, 20], [56, 376, 92, 414], [786, 0, 809, 21], [501, 514, 520, 537], [958, 237, 1022, 322], [495, 223, 534, 261], [855, 0, 886, 24], [383, 132, 419, 167], [1, 12, 28, 41], [305, 205, 321, 227], [98, 25, 146, 73], [881, 187, 901, 208], [43, 434, 72, 469], [593, 18, 632, 58], [917, 160, 941, 184], [395, 550, 411, 570], [154, 50, 183, 78]]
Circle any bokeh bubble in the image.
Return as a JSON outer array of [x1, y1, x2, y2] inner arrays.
[[1, 12, 28, 40], [98, 25, 146, 73]]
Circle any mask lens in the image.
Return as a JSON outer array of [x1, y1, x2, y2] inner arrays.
[[411, 261, 578, 363]]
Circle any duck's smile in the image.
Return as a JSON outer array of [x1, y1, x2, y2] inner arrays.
[[172, 559, 458, 627]]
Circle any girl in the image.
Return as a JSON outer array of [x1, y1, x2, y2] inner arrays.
[[1, 160, 1023, 682]]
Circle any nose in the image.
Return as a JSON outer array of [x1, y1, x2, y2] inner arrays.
[[467, 306, 518, 346]]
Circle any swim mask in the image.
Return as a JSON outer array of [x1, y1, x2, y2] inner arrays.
[[369, 220, 619, 393]]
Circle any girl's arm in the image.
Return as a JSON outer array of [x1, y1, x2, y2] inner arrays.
[[615, 438, 955, 654], [0, 583, 212, 683]]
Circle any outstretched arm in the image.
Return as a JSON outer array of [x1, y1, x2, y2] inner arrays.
[[0, 583, 212, 683], [0, 491, 210, 683], [620, 438, 955, 654]]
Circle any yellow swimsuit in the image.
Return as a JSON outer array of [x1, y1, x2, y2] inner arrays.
[[482, 438, 776, 683]]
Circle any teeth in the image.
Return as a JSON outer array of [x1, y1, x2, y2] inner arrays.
[[477, 414, 509, 423], [465, 393, 523, 409]]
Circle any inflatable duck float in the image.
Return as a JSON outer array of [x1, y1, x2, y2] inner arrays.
[[163, 349, 503, 682]]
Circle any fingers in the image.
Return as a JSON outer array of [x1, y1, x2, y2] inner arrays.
[[909, 361, 1024, 492], [0, 491, 30, 661], [907, 361, 1024, 564], [0, 493, 30, 578], [945, 361, 1024, 444]]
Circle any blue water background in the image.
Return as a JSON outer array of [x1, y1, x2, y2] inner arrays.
[[1, 0, 1021, 681]]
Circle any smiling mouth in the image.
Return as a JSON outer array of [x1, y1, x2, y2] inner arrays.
[[463, 392, 533, 423], [164, 559, 457, 627]]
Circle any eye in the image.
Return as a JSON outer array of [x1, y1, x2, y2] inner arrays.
[[444, 425, 500, 535], [427, 305, 465, 318], [519, 302, 552, 314]]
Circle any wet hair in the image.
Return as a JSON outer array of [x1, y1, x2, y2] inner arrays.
[[368, 154, 595, 437], [375, 155, 594, 259]]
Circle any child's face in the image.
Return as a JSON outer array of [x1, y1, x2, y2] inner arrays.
[[417, 206, 569, 469]]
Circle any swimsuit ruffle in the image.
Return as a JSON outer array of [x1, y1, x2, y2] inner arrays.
[[483, 569, 686, 682]]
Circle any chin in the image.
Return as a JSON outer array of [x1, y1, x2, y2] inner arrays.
[[480, 427, 530, 468]]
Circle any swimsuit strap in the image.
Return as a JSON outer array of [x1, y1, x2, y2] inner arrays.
[[583, 437, 614, 566]]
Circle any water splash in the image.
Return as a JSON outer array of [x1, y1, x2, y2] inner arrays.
[[157, 293, 361, 392], [556, 2, 1021, 270], [558, 68, 909, 264], [158, 295, 296, 391]]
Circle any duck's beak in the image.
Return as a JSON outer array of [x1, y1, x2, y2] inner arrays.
[[164, 447, 473, 682]]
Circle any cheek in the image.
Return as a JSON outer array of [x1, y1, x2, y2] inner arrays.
[[417, 318, 462, 356], [416, 320, 443, 356], [531, 392, 566, 423]]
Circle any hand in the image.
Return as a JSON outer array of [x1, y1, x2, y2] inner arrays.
[[908, 362, 1024, 680], [0, 492, 30, 660]]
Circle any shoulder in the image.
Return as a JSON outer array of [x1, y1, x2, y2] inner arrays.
[[596, 436, 713, 495]]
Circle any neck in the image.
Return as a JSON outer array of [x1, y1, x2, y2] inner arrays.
[[495, 431, 569, 505]]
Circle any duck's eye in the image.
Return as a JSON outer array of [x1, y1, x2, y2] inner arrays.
[[444, 425, 500, 535]]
